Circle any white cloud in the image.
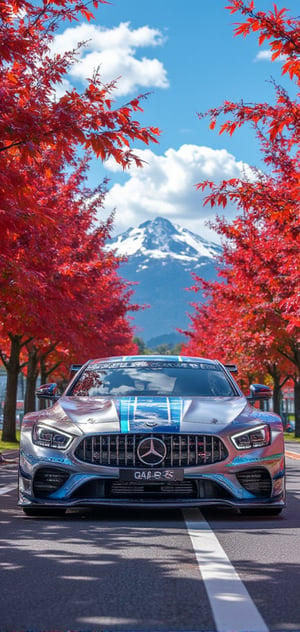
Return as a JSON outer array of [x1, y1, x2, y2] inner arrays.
[[254, 50, 286, 62], [51, 22, 169, 96], [103, 145, 254, 242]]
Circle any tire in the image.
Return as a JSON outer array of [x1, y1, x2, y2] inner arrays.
[[240, 507, 283, 517], [260, 507, 283, 516], [22, 507, 66, 517]]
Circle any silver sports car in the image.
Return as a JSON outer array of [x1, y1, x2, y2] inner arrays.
[[18, 355, 285, 516]]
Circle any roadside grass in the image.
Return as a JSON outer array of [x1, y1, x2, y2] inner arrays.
[[284, 433, 300, 442], [0, 431, 20, 451]]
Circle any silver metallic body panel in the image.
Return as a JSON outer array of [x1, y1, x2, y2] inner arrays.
[[18, 356, 286, 512]]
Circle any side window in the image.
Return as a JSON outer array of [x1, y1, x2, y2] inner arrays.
[[71, 370, 105, 396], [207, 371, 234, 396]]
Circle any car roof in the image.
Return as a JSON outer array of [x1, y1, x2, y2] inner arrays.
[[87, 355, 219, 366]]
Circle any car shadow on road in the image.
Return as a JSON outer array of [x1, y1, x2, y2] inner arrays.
[[1, 458, 300, 632], [1, 499, 300, 632]]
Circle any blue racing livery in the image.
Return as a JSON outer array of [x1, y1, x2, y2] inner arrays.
[[118, 397, 183, 433]]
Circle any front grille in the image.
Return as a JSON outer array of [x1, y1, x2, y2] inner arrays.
[[236, 468, 272, 498], [74, 434, 228, 468]]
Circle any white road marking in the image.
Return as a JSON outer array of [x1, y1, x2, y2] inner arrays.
[[183, 508, 269, 632], [0, 484, 17, 495], [285, 450, 300, 460]]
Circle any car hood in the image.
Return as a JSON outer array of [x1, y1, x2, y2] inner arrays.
[[44, 395, 250, 434]]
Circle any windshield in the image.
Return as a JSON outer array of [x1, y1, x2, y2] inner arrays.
[[68, 360, 237, 398]]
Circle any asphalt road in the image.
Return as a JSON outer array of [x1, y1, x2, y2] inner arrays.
[[0, 448, 300, 632]]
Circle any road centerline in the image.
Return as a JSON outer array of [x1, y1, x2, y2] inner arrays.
[[183, 508, 269, 632]]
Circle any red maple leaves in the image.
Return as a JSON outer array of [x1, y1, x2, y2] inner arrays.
[[0, 0, 160, 440], [184, 1, 300, 433]]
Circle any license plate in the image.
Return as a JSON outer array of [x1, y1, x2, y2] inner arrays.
[[119, 468, 184, 482]]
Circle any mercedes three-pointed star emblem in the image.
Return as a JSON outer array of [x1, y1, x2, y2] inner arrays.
[[137, 437, 167, 466]]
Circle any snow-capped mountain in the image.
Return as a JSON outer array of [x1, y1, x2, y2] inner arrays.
[[108, 217, 222, 344], [110, 216, 220, 267]]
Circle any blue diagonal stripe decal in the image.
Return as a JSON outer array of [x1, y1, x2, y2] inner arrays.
[[118, 397, 183, 433]]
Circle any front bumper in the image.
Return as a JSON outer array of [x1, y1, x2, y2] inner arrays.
[[18, 416, 286, 512], [18, 453, 286, 511]]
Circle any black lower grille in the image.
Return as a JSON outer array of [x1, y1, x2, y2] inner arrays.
[[33, 468, 69, 498], [236, 468, 272, 498], [69, 478, 233, 502], [108, 480, 196, 499], [74, 433, 228, 468]]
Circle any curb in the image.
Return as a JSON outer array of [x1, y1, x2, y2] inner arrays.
[[0, 451, 19, 465]]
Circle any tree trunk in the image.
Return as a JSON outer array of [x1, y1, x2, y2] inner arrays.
[[40, 356, 48, 386], [24, 348, 39, 414], [38, 357, 48, 410], [1, 335, 21, 442], [294, 378, 300, 438], [266, 364, 282, 416], [272, 381, 282, 416]]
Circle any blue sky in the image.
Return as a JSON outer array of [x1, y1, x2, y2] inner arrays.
[[53, 0, 299, 242]]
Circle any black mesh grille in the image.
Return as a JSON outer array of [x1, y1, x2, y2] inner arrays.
[[74, 434, 228, 468], [236, 468, 272, 498], [33, 468, 69, 498], [108, 480, 197, 499], [69, 478, 234, 501]]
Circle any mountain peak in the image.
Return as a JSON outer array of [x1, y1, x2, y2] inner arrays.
[[109, 216, 221, 264], [140, 216, 174, 232], [106, 216, 222, 341]]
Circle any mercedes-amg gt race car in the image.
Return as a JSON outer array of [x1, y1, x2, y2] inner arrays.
[[18, 355, 286, 516]]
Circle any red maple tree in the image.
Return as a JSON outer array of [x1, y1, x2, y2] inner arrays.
[[0, 158, 140, 439], [183, 1, 300, 433], [0, 0, 160, 441], [0, 0, 159, 262]]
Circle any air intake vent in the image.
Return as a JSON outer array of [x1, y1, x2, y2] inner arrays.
[[108, 480, 197, 499], [33, 468, 69, 498], [236, 468, 272, 498]]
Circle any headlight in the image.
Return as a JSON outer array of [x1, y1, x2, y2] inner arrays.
[[231, 424, 271, 450], [32, 424, 73, 450]]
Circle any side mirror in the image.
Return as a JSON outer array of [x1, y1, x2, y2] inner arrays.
[[70, 364, 82, 374], [36, 383, 59, 401], [247, 384, 272, 402], [225, 364, 238, 374]]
